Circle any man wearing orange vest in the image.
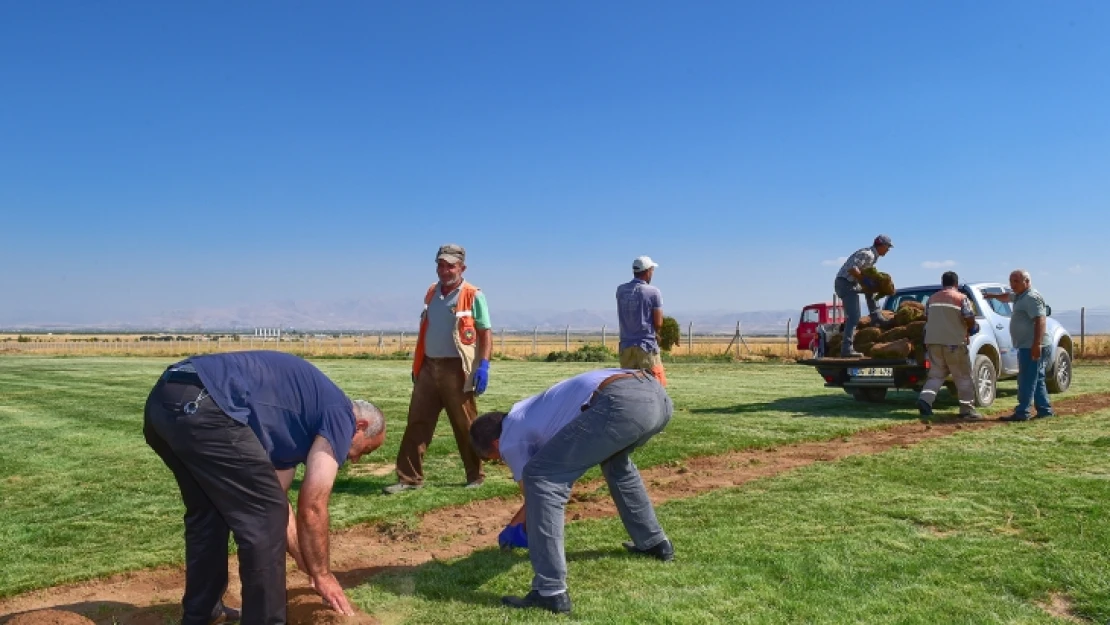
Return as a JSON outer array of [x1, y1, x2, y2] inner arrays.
[[384, 243, 492, 494]]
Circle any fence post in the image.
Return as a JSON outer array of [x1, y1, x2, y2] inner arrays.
[[687, 322, 693, 352], [400, 332, 405, 350], [565, 325, 570, 351], [601, 324, 606, 349], [532, 326, 538, 356], [378, 330, 384, 353], [500, 328, 505, 353], [1081, 307, 1086, 357], [735, 321, 741, 359], [786, 318, 792, 357]]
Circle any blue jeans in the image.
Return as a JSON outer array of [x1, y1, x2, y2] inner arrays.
[[522, 375, 673, 595], [834, 277, 878, 355], [1015, 347, 1053, 417]]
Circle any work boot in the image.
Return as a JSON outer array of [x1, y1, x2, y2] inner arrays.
[[999, 414, 1031, 422], [917, 399, 933, 417], [502, 590, 572, 614], [382, 482, 423, 495], [210, 604, 240, 625], [623, 539, 675, 562], [959, 409, 984, 421], [841, 350, 864, 358]]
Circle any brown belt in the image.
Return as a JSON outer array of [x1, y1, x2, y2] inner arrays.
[[598, 370, 648, 392], [582, 370, 649, 411]]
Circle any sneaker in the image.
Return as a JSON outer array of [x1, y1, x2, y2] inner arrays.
[[623, 539, 675, 562], [959, 410, 984, 421], [382, 482, 423, 495], [998, 414, 1031, 422], [464, 479, 485, 489], [502, 590, 572, 614], [917, 399, 933, 417], [1033, 412, 1056, 419]]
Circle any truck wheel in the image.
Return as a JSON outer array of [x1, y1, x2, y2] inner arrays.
[[1047, 348, 1072, 393], [852, 388, 888, 402], [973, 355, 996, 407]]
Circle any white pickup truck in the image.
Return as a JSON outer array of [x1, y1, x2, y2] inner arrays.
[[800, 282, 1074, 405]]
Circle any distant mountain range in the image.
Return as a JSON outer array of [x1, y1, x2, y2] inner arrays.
[[3, 299, 1108, 336]]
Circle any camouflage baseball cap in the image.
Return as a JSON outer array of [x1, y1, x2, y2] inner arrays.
[[436, 243, 466, 264]]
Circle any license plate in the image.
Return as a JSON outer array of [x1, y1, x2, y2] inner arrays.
[[850, 367, 893, 377]]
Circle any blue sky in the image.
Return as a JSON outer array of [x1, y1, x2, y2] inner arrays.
[[1, 1, 1107, 325]]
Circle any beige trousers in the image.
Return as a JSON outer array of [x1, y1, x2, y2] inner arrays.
[[918, 344, 976, 414], [619, 346, 668, 387]]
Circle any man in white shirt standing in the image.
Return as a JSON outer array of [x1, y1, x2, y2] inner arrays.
[[468, 369, 675, 614]]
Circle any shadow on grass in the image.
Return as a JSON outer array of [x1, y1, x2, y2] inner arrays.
[[0, 600, 180, 625], [356, 544, 638, 610], [688, 392, 924, 419]]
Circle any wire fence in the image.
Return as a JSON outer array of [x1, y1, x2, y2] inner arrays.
[[4, 325, 1110, 360]]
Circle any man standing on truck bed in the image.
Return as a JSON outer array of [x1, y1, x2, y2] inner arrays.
[[916, 271, 982, 420], [616, 255, 667, 386], [834, 235, 893, 357], [984, 270, 1055, 421]]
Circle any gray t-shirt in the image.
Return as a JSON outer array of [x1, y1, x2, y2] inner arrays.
[[616, 279, 662, 352], [836, 246, 878, 284], [422, 284, 492, 357], [499, 368, 627, 481], [1010, 288, 1049, 348], [424, 285, 462, 357]]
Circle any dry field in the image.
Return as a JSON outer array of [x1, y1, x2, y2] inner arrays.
[[3, 332, 1109, 361]]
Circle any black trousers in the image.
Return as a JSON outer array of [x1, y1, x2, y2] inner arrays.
[[143, 375, 289, 625]]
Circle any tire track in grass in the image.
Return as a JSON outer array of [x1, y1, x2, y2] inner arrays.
[[3, 392, 1109, 625]]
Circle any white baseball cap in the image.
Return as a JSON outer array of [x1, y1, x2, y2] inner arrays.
[[632, 256, 658, 272]]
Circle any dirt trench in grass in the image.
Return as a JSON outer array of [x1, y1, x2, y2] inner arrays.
[[3, 392, 1109, 625]]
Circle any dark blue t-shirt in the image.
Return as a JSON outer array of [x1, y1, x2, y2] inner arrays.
[[188, 351, 355, 470]]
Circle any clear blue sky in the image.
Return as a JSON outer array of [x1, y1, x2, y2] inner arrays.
[[2, 1, 1107, 325]]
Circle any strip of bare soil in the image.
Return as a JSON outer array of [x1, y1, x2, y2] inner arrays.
[[4, 393, 1109, 625]]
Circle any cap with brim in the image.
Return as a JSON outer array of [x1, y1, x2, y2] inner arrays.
[[632, 255, 658, 272], [436, 243, 466, 264]]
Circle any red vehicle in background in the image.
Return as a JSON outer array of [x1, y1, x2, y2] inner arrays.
[[797, 302, 844, 352]]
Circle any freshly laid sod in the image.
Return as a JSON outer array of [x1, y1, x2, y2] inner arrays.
[[1, 356, 1108, 609], [357, 407, 1110, 624]]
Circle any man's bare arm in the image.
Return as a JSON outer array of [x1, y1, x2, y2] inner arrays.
[[276, 467, 308, 573], [1032, 316, 1047, 359], [509, 481, 526, 525], [653, 308, 664, 335], [297, 436, 353, 615], [477, 328, 492, 361]]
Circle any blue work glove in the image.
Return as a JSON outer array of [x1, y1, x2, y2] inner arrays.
[[498, 523, 528, 550], [474, 359, 490, 395], [969, 322, 980, 336]]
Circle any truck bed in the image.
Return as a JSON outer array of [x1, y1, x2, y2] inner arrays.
[[797, 357, 916, 367]]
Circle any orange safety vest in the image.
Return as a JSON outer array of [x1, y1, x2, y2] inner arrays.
[[412, 281, 482, 391]]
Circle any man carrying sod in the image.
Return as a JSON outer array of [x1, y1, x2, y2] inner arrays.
[[143, 351, 387, 625], [468, 369, 675, 615], [834, 234, 894, 357]]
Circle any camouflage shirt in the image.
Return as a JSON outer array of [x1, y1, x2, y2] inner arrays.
[[836, 246, 879, 284]]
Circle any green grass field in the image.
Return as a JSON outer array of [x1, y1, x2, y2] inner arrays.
[[2, 357, 1110, 623]]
